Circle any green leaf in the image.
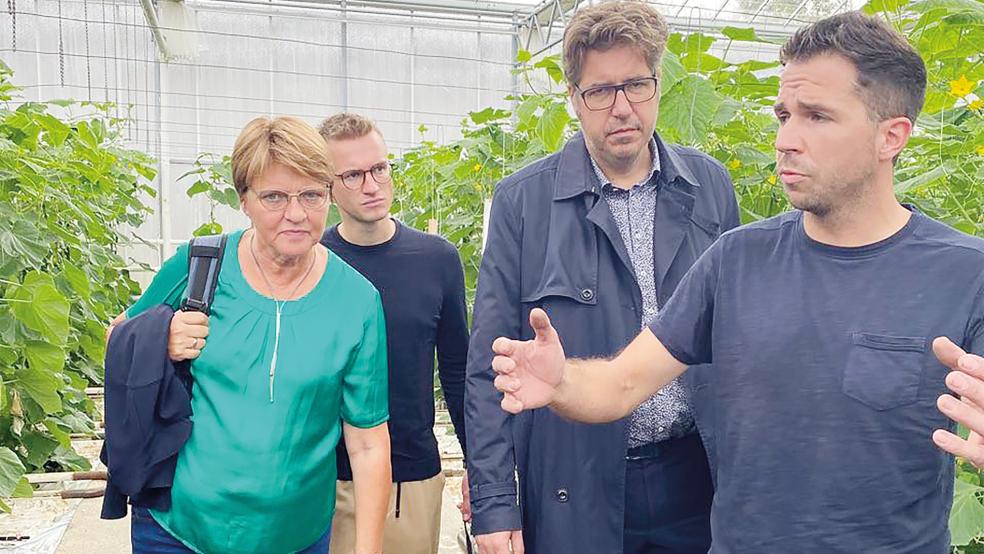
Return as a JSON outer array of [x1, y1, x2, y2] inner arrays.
[[62, 264, 91, 299], [536, 102, 571, 152], [78, 333, 106, 366], [0, 306, 17, 353], [20, 432, 59, 469], [10, 275, 71, 346], [713, 98, 742, 127], [25, 341, 66, 374], [0, 209, 48, 271], [895, 162, 951, 193], [75, 120, 98, 148], [35, 112, 71, 148], [133, 163, 157, 182], [221, 188, 241, 209], [13, 477, 33, 498], [658, 75, 724, 144], [43, 418, 72, 449], [514, 97, 540, 132], [667, 33, 686, 56], [735, 60, 782, 72], [683, 33, 717, 55], [660, 51, 687, 96], [6, 109, 41, 149], [193, 222, 224, 237], [863, 0, 908, 14], [516, 50, 532, 64], [681, 53, 728, 73], [50, 445, 91, 472], [470, 107, 511, 125], [735, 143, 774, 166], [0, 446, 26, 499], [186, 180, 210, 197], [534, 57, 566, 84], [721, 27, 770, 43], [923, 90, 956, 114], [949, 479, 984, 546], [16, 362, 63, 413]]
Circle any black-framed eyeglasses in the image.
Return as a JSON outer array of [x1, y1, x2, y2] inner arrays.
[[249, 187, 331, 211], [575, 76, 659, 111], [335, 162, 392, 190]]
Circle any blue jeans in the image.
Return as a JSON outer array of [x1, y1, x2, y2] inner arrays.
[[131, 506, 331, 554]]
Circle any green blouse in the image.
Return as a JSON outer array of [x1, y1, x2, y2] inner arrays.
[[126, 229, 389, 553]]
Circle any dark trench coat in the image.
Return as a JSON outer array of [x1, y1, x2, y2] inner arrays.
[[464, 131, 741, 553]]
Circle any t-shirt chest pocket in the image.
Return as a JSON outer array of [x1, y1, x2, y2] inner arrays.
[[842, 332, 927, 411]]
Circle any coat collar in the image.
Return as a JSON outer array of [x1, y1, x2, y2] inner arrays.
[[552, 132, 701, 201]]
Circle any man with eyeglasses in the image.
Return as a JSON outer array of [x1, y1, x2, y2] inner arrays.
[[319, 113, 470, 554], [464, 2, 739, 553]]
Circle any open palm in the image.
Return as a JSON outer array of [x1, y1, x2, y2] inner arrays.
[[492, 308, 567, 414]]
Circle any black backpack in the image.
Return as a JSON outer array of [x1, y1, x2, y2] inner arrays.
[[180, 234, 227, 315]]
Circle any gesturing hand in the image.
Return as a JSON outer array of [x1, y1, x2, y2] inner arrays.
[[492, 308, 567, 414], [931, 337, 984, 468]]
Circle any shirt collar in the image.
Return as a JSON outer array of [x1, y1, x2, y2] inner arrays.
[[589, 137, 660, 191]]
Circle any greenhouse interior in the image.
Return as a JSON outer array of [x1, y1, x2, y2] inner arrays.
[[0, 0, 982, 552]]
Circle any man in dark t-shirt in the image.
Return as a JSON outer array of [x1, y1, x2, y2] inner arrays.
[[318, 113, 469, 554], [488, 12, 984, 554]]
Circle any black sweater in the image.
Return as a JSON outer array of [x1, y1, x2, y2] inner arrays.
[[323, 220, 468, 482]]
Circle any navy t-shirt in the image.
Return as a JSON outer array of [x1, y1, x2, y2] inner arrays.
[[649, 209, 984, 553], [323, 220, 469, 483]]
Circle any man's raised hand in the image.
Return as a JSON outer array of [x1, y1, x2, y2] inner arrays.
[[492, 308, 567, 414]]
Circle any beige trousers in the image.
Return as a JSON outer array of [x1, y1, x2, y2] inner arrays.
[[329, 472, 446, 554]]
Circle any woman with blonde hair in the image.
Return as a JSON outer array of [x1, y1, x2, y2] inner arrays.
[[114, 116, 391, 553]]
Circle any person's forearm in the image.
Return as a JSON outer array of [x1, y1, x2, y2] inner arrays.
[[550, 331, 688, 423], [349, 446, 391, 554], [550, 357, 639, 422]]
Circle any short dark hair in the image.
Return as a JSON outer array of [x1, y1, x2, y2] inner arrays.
[[780, 11, 926, 123]]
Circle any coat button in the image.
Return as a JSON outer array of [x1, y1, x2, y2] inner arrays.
[[556, 488, 569, 503], [580, 288, 594, 301]]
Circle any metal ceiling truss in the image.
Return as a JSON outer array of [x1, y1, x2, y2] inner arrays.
[[143, 0, 845, 65]]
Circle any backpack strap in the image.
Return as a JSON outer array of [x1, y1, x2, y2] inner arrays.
[[180, 234, 227, 315]]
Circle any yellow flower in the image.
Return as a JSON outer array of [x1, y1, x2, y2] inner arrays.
[[473, 163, 482, 172], [976, 144, 984, 156], [970, 99, 984, 111], [949, 75, 975, 97], [767, 174, 777, 185], [727, 159, 742, 170]]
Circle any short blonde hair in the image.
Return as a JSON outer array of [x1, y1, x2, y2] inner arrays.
[[562, 0, 669, 88], [318, 113, 383, 142], [231, 116, 334, 195]]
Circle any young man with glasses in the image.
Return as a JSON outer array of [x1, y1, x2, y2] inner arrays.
[[318, 113, 470, 554], [464, 1, 740, 553]]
